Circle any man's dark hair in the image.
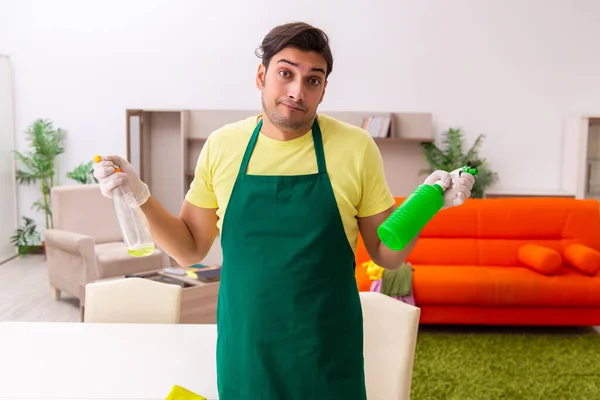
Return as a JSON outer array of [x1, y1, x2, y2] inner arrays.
[[255, 22, 333, 78]]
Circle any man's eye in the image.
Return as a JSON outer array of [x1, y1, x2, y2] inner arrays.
[[309, 78, 321, 86], [279, 70, 291, 78]]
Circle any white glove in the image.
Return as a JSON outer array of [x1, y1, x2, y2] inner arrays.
[[423, 168, 475, 208], [444, 167, 475, 208], [92, 155, 151, 206]]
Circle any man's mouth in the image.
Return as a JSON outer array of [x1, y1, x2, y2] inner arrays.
[[281, 102, 304, 112]]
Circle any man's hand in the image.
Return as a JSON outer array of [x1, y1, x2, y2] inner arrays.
[[93, 155, 151, 206], [442, 167, 476, 208], [358, 168, 476, 270], [423, 169, 452, 190], [423, 168, 475, 208]]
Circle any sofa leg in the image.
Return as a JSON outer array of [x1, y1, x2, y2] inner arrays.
[[51, 287, 61, 300]]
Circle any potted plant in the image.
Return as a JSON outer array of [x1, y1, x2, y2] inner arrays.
[[66, 161, 97, 184], [10, 216, 43, 255], [13, 119, 66, 252], [420, 127, 498, 198]]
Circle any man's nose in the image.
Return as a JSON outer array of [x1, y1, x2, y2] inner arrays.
[[288, 79, 305, 102]]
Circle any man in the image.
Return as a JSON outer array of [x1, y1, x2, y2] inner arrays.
[[94, 21, 475, 400]]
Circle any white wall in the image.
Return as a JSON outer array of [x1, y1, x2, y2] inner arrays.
[[0, 55, 18, 263], [2, 0, 600, 233]]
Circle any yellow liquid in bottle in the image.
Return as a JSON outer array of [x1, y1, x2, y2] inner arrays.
[[128, 243, 155, 257]]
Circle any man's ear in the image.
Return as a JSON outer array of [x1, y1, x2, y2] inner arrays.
[[256, 64, 266, 89]]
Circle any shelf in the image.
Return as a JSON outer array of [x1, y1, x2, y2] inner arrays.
[[127, 108, 436, 216], [485, 190, 575, 199], [562, 115, 600, 198], [373, 137, 431, 144], [188, 134, 427, 144]]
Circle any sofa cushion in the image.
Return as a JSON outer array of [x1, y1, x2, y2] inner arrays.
[[517, 244, 562, 275], [564, 244, 600, 276], [412, 265, 600, 307]]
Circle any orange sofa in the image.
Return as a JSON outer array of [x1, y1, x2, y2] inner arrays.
[[355, 197, 600, 326]]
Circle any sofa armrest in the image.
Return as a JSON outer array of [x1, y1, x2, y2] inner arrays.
[[45, 229, 98, 282]]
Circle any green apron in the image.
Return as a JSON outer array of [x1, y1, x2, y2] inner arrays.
[[216, 117, 367, 399]]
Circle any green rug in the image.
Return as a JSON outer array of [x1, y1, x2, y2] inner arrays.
[[411, 328, 600, 400]]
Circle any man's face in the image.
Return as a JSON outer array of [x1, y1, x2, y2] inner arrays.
[[256, 47, 328, 134]]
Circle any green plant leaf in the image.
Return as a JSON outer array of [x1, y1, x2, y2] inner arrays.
[[13, 119, 66, 230], [66, 160, 98, 184], [10, 216, 41, 247], [420, 127, 498, 198]]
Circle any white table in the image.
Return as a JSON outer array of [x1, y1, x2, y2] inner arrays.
[[0, 321, 219, 400]]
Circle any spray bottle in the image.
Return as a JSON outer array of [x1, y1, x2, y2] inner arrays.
[[94, 156, 155, 257], [377, 166, 478, 251]]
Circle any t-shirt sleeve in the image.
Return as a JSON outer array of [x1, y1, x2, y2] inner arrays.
[[184, 137, 219, 209], [357, 136, 396, 218]]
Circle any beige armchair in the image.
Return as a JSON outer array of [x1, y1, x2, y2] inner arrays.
[[45, 184, 167, 302]]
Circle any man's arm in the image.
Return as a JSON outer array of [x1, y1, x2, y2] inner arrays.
[[141, 197, 219, 267], [358, 205, 419, 270], [357, 167, 475, 270], [140, 133, 220, 267], [355, 135, 423, 270]]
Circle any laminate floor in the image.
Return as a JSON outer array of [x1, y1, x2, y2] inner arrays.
[[0, 255, 80, 322]]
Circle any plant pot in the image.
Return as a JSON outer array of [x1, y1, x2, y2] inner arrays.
[[18, 245, 45, 256]]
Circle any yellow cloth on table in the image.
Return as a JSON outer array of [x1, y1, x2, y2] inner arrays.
[[165, 385, 207, 400]]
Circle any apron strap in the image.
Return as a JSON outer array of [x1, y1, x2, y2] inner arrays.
[[237, 119, 263, 177], [311, 117, 327, 175], [237, 117, 327, 177]]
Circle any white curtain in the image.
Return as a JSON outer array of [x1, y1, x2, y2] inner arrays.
[[0, 55, 18, 263]]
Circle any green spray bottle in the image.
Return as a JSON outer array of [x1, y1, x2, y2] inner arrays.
[[377, 166, 478, 251]]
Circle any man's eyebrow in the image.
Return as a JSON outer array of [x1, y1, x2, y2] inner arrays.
[[276, 58, 326, 75]]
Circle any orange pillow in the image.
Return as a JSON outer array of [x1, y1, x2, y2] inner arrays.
[[518, 244, 562, 275], [564, 244, 600, 276]]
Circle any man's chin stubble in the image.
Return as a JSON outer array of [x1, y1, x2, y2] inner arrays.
[[262, 100, 313, 134]]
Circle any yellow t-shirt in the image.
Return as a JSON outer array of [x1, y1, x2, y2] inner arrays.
[[185, 113, 395, 253]]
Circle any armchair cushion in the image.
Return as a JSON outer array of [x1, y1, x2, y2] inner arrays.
[[94, 242, 164, 280], [51, 184, 122, 244]]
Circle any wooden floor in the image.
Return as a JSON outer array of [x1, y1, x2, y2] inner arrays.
[[0, 255, 80, 322]]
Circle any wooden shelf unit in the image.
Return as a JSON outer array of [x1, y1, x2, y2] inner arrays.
[[561, 116, 600, 200], [125, 108, 435, 219]]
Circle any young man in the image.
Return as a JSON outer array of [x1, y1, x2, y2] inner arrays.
[[94, 21, 475, 400]]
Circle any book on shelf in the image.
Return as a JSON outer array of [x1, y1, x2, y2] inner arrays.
[[362, 114, 392, 138]]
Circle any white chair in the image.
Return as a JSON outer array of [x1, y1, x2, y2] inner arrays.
[[84, 277, 182, 324], [360, 291, 421, 400]]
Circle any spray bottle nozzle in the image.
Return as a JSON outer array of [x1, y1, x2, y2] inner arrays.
[[459, 166, 478, 176]]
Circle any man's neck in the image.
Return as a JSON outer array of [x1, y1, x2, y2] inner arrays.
[[260, 115, 315, 141]]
